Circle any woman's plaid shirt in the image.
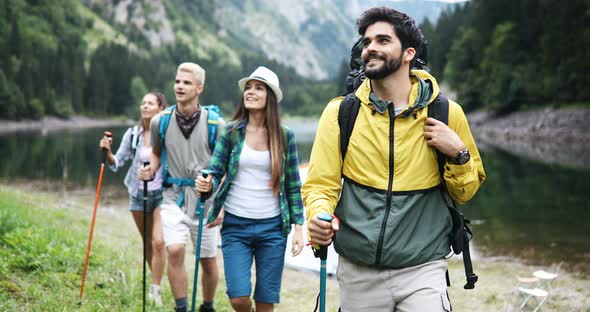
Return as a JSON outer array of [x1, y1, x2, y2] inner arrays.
[[206, 120, 304, 236]]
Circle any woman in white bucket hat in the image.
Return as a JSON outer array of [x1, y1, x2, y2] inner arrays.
[[196, 66, 304, 312]]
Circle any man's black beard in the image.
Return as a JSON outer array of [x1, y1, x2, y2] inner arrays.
[[364, 54, 402, 80]]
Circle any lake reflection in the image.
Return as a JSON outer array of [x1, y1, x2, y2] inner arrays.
[[465, 148, 590, 274], [0, 126, 588, 274]]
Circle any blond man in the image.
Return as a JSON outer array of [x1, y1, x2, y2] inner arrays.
[[139, 63, 224, 312]]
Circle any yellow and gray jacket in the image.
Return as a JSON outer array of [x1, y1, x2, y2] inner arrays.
[[302, 70, 486, 268]]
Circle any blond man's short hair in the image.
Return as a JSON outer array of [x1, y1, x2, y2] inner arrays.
[[177, 62, 206, 85]]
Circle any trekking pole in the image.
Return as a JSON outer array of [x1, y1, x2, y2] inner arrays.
[[79, 131, 112, 300], [316, 212, 333, 312], [142, 161, 150, 312], [191, 171, 209, 312]]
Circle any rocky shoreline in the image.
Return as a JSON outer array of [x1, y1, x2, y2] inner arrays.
[[469, 108, 590, 168]]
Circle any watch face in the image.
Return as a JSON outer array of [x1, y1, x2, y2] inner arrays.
[[457, 150, 470, 165]]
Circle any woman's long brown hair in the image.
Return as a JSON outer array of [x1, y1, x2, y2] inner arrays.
[[231, 84, 284, 195]]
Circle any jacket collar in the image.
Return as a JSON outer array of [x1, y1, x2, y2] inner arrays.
[[355, 69, 441, 116]]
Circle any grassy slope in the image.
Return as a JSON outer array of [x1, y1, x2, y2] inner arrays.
[[0, 184, 588, 311], [0, 185, 339, 311]]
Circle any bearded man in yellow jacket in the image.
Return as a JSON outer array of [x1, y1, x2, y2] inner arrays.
[[302, 7, 486, 311]]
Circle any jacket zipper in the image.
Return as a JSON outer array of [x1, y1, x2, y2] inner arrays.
[[375, 105, 395, 266]]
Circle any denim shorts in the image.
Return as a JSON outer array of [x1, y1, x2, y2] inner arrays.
[[129, 190, 163, 213], [221, 212, 287, 303]]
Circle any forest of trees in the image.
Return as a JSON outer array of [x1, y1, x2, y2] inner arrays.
[[1, 0, 588, 120], [420, 0, 589, 113], [0, 0, 337, 120]]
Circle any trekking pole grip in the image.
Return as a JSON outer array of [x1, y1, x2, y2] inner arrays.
[[143, 161, 151, 182], [101, 131, 112, 164], [317, 212, 333, 260], [199, 171, 209, 203]]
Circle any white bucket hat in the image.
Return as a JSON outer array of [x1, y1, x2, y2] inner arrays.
[[238, 66, 283, 103]]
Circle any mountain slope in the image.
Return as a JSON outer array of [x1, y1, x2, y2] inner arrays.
[[214, 0, 461, 79], [82, 0, 460, 80], [214, 0, 355, 79]]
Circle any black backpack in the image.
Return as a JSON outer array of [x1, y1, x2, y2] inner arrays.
[[338, 37, 478, 290]]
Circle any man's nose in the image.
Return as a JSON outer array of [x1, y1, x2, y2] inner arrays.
[[365, 40, 377, 52]]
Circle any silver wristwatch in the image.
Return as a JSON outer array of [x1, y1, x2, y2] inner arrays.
[[449, 149, 470, 165]]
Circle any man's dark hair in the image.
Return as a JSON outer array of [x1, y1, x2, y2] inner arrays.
[[357, 7, 423, 55]]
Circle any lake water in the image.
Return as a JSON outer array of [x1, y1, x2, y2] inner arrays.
[[0, 124, 588, 275]]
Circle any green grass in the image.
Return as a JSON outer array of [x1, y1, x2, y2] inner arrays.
[[0, 187, 232, 311], [0, 185, 338, 311]]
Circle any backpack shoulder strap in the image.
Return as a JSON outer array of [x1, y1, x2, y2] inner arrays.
[[427, 94, 449, 177], [428, 94, 478, 289], [130, 125, 139, 156], [337, 93, 361, 161], [204, 105, 222, 151], [159, 105, 175, 141], [159, 105, 175, 187]]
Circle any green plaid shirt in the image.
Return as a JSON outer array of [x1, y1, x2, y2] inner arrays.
[[206, 120, 304, 236]]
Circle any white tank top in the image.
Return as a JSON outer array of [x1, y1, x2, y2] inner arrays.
[[223, 143, 280, 219]]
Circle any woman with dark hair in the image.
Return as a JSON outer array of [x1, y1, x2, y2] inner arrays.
[[99, 92, 168, 305], [195, 66, 304, 312]]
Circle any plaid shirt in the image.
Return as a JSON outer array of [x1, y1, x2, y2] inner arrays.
[[206, 120, 304, 236]]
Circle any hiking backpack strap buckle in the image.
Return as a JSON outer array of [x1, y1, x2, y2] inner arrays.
[[165, 177, 195, 208], [465, 272, 478, 290]]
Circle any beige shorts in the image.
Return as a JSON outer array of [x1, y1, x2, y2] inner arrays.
[[160, 203, 219, 258], [337, 256, 451, 312]]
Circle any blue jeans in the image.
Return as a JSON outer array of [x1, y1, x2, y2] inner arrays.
[[221, 212, 287, 303]]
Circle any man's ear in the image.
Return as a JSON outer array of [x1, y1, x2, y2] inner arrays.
[[403, 47, 416, 63], [196, 83, 204, 95]]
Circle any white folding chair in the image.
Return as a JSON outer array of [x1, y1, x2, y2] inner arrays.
[[532, 270, 558, 290], [513, 269, 559, 311], [517, 286, 548, 312], [503, 276, 538, 311]]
